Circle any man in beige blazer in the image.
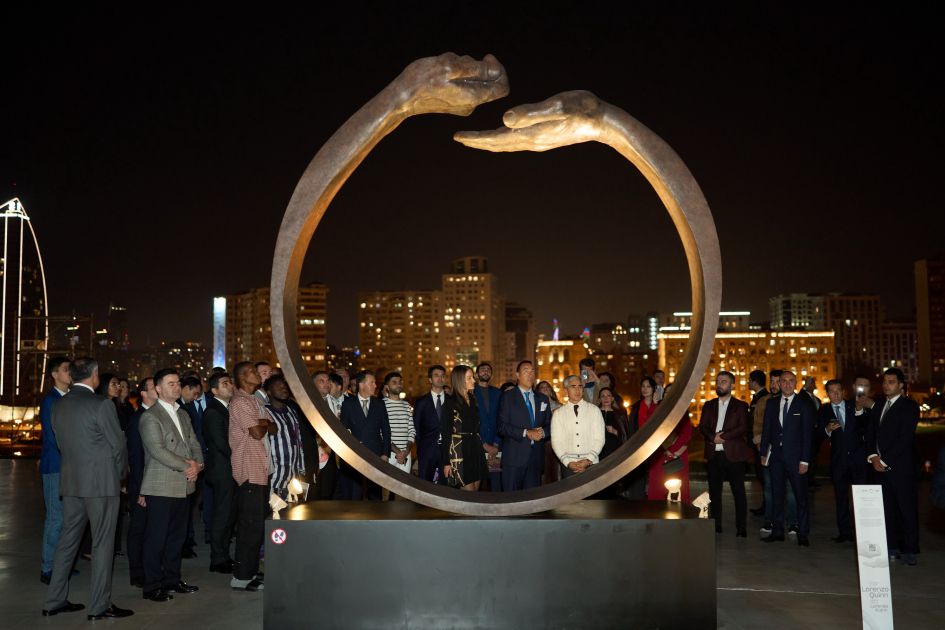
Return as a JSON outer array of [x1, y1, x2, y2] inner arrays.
[[139, 368, 203, 602]]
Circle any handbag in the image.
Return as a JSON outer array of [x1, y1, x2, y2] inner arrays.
[[662, 456, 684, 475]]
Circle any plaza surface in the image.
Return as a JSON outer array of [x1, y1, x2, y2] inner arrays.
[[1, 458, 942, 629]]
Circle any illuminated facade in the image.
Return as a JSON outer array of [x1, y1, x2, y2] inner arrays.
[[358, 290, 440, 397], [218, 283, 327, 373], [879, 320, 919, 384], [915, 255, 945, 387], [440, 257, 506, 371], [0, 198, 48, 405], [661, 311, 753, 332], [536, 338, 589, 399], [659, 330, 836, 424]]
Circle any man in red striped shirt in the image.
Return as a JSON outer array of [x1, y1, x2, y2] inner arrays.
[[228, 361, 275, 592]]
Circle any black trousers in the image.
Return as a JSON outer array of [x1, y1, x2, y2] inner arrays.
[[207, 474, 237, 565], [881, 470, 919, 554], [314, 457, 339, 500], [770, 455, 810, 537], [126, 498, 147, 582], [336, 464, 381, 500], [234, 481, 267, 580], [831, 458, 866, 537], [142, 495, 188, 592], [707, 452, 747, 531]]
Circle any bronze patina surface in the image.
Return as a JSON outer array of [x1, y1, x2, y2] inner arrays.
[[270, 54, 721, 515]]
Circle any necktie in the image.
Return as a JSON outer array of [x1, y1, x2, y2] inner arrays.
[[361, 398, 369, 417], [196, 399, 204, 418], [880, 399, 892, 424], [834, 404, 844, 430], [525, 391, 535, 427], [781, 397, 789, 427], [434, 394, 442, 419], [573, 404, 580, 417]]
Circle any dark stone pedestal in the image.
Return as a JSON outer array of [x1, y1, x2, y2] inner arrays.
[[264, 500, 714, 629]]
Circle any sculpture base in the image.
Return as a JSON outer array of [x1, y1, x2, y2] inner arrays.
[[264, 500, 715, 629]]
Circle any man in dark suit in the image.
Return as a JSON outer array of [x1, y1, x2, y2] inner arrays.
[[818, 379, 866, 543], [338, 370, 392, 500], [866, 368, 920, 565], [42, 357, 133, 620], [474, 362, 503, 491], [203, 371, 238, 573], [179, 375, 206, 556], [760, 370, 813, 546], [699, 371, 752, 537], [498, 360, 551, 491], [126, 377, 158, 587], [413, 365, 447, 483]]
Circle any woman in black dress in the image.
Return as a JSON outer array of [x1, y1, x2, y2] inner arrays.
[[440, 365, 488, 491]]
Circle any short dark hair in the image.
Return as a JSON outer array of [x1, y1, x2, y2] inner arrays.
[[69, 357, 97, 382], [355, 370, 374, 386], [136, 377, 154, 396], [749, 370, 766, 387], [516, 360, 533, 373], [883, 367, 905, 384], [717, 371, 735, 383], [383, 371, 402, 386], [264, 373, 287, 391], [181, 376, 201, 390], [499, 381, 516, 392], [154, 368, 179, 387], [475, 362, 492, 371], [208, 371, 230, 391], [428, 365, 446, 378], [825, 378, 842, 392], [328, 373, 344, 387], [47, 356, 70, 377], [311, 370, 329, 380], [233, 361, 255, 386], [578, 357, 595, 369], [769, 369, 783, 378], [853, 374, 871, 382]]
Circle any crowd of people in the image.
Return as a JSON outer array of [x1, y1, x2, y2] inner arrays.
[[36, 352, 924, 619]]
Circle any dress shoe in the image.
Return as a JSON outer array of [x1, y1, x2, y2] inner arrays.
[[142, 589, 173, 602], [130, 578, 144, 588], [42, 601, 85, 616], [88, 604, 134, 620], [888, 548, 901, 560], [761, 533, 785, 543], [798, 536, 810, 547], [736, 528, 747, 538], [901, 553, 917, 566], [40, 571, 51, 584], [750, 505, 766, 516], [181, 547, 197, 559], [169, 580, 199, 594], [209, 560, 234, 574]]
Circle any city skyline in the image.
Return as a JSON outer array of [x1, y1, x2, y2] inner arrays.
[[3, 6, 943, 351]]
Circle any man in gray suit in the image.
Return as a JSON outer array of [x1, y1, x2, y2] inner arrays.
[[140, 368, 204, 602], [42, 357, 134, 620]]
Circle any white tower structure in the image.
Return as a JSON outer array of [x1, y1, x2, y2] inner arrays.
[[0, 198, 49, 403]]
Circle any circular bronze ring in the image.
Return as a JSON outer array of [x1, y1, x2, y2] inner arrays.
[[270, 86, 721, 516]]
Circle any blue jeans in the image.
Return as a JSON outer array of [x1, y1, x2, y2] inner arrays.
[[762, 466, 797, 525], [42, 473, 64, 573]]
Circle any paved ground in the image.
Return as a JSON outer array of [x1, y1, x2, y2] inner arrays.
[[1, 458, 942, 628]]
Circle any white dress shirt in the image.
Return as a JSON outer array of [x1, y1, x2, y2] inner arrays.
[[550, 399, 606, 467], [157, 398, 184, 439], [715, 396, 730, 451]]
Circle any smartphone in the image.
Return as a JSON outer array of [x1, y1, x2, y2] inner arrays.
[[581, 369, 588, 381], [855, 385, 865, 396]]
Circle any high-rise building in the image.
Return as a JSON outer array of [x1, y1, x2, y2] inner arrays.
[[770, 293, 883, 379], [107, 303, 129, 349], [915, 255, 945, 387], [358, 290, 441, 397], [661, 311, 752, 332], [0, 198, 48, 404], [440, 256, 506, 370], [503, 303, 536, 382], [878, 320, 919, 384], [217, 283, 328, 373], [536, 338, 589, 399], [659, 329, 836, 425]]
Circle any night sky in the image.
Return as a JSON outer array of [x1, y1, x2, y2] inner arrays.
[[4, 4, 944, 348]]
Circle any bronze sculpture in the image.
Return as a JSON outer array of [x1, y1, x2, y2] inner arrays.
[[270, 53, 721, 516]]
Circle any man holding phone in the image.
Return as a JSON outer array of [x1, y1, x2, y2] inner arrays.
[[578, 357, 599, 404], [818, 379, 865, 543]]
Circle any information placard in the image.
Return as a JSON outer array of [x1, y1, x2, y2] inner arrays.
[[852, 484, 894, 629]]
